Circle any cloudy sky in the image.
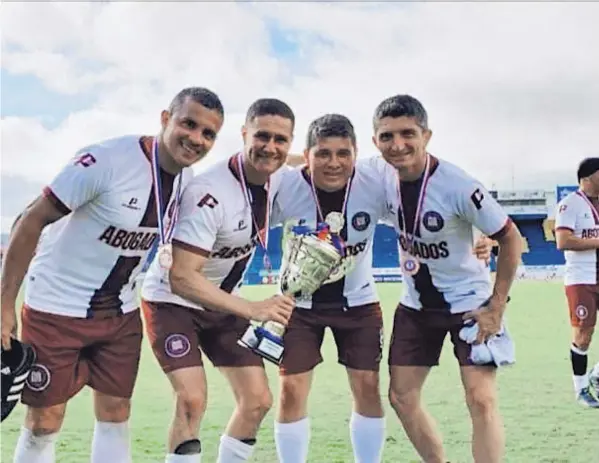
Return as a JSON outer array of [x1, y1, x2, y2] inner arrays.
[[1, 1, 598, 233]]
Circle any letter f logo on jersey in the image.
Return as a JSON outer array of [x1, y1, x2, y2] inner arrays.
[[74, 153, 97, 168], [197, 193, 219, 209], [470, 188, 484, 211]]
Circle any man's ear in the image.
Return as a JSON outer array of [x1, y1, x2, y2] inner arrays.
[[303, 149, 310, 164], [160, 110, 170, 130]]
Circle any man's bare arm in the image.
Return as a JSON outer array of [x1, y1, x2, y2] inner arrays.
[[168, 244, 293, 325], [1, 196, 66, 307], [491, 223, 523, 306], [169, 245, 253, 318], [555, 229, 599, 251]]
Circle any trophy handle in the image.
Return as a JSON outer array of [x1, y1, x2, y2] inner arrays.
[[324, 255, 355, 284]]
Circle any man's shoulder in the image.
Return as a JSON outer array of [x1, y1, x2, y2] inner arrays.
[[435, 158, 477, 183], [356, 155, 393, 175], [188, 158, 234, 189], [76, 134, 145, 160], [276, 165, 307, 191], [559, 191, 582, 207], [182, 160, 237, 214], [433, 158, 485, 200]]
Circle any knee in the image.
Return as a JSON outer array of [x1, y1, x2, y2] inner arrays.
[[238, 388, 273, 423], [280, 377, 308, 412], [574, 328, 594, 350], [25, 405, 65, 435], [96, 396, 131, 422], [464, 386, 497, 417], [175, 390, 206, 422], [388, 385, 419, 416], [351, 372, 382, 406]]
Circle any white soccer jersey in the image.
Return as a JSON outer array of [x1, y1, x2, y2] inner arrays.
[[379, 156, 511, 314], [141, 155, 287, 310], [271, 158, 392, 309], [24, 135, 193, 318], [555, 190, 599, 285]]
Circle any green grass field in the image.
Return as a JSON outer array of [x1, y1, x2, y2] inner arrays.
[[2, 281, 598, 462]]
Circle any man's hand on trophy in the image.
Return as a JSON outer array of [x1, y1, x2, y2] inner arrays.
[[249, 295, 295, 325]]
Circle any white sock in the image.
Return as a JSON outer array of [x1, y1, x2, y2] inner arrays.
[[349, 412, 386, 463], [216, 435, 254, 462], [91, 421, 131, 463], [165, 454, 201, 462], [274, 418, 310, 463], [591, 361, 599, 377], [574, 374, 590, 393], [13, 426, 57, 463]]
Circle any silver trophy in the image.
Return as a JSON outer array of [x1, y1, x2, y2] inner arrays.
[[238, 218, 355, 364]]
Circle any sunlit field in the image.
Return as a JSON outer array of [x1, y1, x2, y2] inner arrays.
[[2, 281, 598, 462]]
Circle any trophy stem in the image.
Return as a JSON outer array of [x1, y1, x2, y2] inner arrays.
[[263, 321, 286, 337]]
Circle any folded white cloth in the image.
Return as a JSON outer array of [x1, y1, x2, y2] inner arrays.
[[459, 320, 515, 367]]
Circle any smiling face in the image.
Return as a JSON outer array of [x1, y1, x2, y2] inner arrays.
[[305, 136, 356, 192], [372, 115, 432, 178], [242, 114, 294, 177], [160, 96, 224, 168]]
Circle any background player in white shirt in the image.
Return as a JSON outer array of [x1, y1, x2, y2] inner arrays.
[[372, 95, 523, 463], [141, 99, 295, 463], [0, 87, 225, 463], [554, 157, 599, 408]]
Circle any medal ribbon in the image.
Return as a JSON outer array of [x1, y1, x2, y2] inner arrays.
[[150, 137, 183, 246], [236, 153, 272, 269], [308, 168, 353, 228], [576, 190, 599, 223], [396, 154, 432, 256]]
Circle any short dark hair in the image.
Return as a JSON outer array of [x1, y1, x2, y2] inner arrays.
[[306, 114, 356, 150], [373, 94, 428, 130], [245, 98, 295, 128], [577, 157, 599, 181], [168, 87, 224, 117]]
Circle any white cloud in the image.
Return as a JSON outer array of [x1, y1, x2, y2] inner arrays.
[[1, 0, 598, 217]]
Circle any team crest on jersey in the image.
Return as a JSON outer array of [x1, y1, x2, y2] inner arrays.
[[351, 212, 371, 231], [164, 334, 191, 358], [575, 305, 589, 320], [26, 364, 51, 392], [422, 211, 444, 233]]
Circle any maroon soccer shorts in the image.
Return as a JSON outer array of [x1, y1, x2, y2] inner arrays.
[[388, 304, 476, 367], [141, 299, 263, 374], [20, 305, 143, 408], [565, 284, 599, 329], [280, 303, 384, 376]]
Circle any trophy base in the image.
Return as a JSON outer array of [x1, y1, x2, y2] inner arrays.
[[238, 325, 284, 365]]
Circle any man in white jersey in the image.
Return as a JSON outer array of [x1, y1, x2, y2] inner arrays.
[[272, 114, 387, 463], [554, 157, 599, 408], [141, 98, 296, 463], [372, 95, 523, 463], [0, 87, 226, 463], [273, 114, 494, 463]]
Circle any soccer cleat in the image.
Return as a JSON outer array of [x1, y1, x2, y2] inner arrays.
[[589, 368, 599, 398], [576, 387, 599, 408]]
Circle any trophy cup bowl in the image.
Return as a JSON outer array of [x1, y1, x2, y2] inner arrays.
[[238, 220, 353, 364]]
